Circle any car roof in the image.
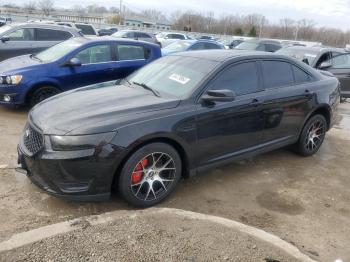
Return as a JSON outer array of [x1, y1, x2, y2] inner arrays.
[[245, 39, 281, 45], [281, 45, 345, 53], [78, 36, 159, 47], [171, 50, 295, 62], [9, 22, 80, 33]]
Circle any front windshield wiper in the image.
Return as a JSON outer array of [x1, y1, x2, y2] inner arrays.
[[132, 81, 161, 97], [30, 54, 42, 62]]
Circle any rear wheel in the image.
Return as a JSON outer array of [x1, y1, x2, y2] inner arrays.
[[30, 86, 60, 107], [295, 114, 327, 156], [118, 143, 182, 207]]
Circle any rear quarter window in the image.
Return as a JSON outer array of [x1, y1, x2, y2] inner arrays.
[[292, 66, 311, 84]]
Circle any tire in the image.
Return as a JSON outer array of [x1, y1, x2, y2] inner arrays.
[[295, 114, 327, 157], [340, 96, 347, 103], [118, 142, 182, 207], [30, 86, 60, 108]]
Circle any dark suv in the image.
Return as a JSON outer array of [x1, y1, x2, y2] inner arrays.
[[0, 23, 82, 61], [18, 51, 339, 207]]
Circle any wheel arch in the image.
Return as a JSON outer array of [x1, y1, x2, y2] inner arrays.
[[111, 136, 191, 192], [308, 104, 331, 130], [25, 81, 62, 105]]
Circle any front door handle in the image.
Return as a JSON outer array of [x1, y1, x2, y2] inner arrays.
[[250, 98, 263, 107]]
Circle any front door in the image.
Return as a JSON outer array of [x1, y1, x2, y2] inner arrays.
[[57, 44, 118, 91], [0, 28, 35, 61], [323, 53, 350, 98], [195, 61, 266, 166]]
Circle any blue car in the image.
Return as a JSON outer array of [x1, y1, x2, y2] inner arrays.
[[0, 37, 161, 107], [161, 40, 225, 56]]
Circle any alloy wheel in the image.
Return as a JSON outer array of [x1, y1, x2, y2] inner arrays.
[[130, 152, 176, 201], [304, 120, 325, 153]]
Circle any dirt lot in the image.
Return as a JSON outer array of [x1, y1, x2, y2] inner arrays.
[[0, 103, 350, 261]]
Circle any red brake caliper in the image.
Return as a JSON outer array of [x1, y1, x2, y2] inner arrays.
[[131, 158, 149, 184]]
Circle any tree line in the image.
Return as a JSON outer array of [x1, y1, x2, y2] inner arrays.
[[2, 1, 350, 47]]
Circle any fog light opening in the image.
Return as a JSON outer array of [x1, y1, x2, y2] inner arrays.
[[4, 95, 11, 102]]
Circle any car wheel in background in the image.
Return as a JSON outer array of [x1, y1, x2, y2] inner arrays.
[[340, 96, 347, 103], [117, 142, 182, 207], [295, 114, 327, 156], [30, 86, 60, 107]]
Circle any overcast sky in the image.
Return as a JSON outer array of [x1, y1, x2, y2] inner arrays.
[[7, 0, 350, 30]]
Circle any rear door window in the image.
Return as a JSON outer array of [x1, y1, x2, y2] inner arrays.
[[190, 43, 205, 50], [35, 29, 72, 41], [116, 44, 150, 60], [75, 45, 113, 64], [262, 60, 294, 89], [75, 24, 95, 35], [169, 34, 185, 40], [204, 43, 221, 49], [208, 62, 260, 96], [5, 28, 34, 41], [137, 32, 151, 39]]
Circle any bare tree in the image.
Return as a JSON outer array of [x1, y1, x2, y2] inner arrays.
[[24, 1, 37, 13], [141, 9, 166, 22], [38, 0, 54, 16]]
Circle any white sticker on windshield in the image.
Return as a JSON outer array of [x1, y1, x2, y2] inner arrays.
[[169, 73, 190, 85]]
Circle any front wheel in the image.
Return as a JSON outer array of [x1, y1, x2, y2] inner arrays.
[[117, 143, 182, 207], [295, 114, 327, 156], [30, 86, 60, 107]]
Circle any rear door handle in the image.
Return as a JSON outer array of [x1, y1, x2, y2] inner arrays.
[[250, 98, 263, 107], [305, 89, 314, 98]]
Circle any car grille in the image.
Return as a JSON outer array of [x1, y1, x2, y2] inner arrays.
[[23, 124, 44, 155]]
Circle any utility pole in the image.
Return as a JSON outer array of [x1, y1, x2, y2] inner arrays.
[[119, 0, 122, 25]]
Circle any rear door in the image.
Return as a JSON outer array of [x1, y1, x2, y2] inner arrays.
[[57, 43, 117, 90], [323, 53, 350, 98], [0, 28, 35, 60], [258, 60, 314, 144], [34, 28, 73, 53], [113, 43, 151, 78]]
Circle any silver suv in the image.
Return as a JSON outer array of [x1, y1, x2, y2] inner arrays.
[[0, 23, 82, 61]]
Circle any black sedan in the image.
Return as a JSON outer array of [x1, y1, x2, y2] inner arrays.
[[17, 51, 340, 207]]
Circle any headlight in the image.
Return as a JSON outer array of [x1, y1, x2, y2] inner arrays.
[[5, 75, 23, 85], [50, 132, 117, 151]]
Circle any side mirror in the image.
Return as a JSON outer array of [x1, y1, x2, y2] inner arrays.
[[200, 89, 236, 103], [318, 61, 332, 70], [65, 57, 82, 67], [1, 36, 10, 43]]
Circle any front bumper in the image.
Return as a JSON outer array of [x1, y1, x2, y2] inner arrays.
[[17, 141, 124, 201], [0, 84, 25, 105]]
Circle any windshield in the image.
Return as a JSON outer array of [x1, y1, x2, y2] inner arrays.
[[277, 48, 318, 65], [125, 56, 218, 98], [163, 41, 193, 52], [0, 25, 12, 35], [235, 41, 260, 50], [36, 39, 84, 62]]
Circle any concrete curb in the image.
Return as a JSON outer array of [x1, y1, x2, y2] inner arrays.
[[0, 208, 316, 262]]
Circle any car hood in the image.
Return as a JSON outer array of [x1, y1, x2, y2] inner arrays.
[[29, 84, 181, 135], [0, 55, 42, 74]]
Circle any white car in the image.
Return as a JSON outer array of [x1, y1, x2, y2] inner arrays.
[[156, 32, 192, 48], [55, 22, 98, 36]]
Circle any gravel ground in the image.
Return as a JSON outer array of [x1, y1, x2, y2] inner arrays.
[[0, 102, 350, 261], [1, 211, 300, 262]]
